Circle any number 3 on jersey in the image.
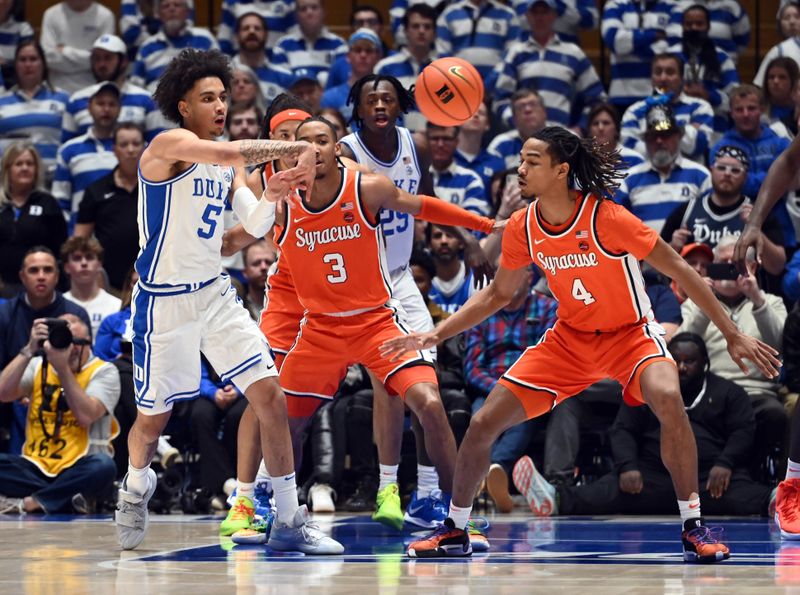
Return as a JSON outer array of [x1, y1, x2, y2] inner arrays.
[[572, 278, 595, 305], [324, 253, 347, 284]]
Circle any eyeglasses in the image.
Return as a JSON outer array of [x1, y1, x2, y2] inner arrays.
[[713, 164, 745, 175]]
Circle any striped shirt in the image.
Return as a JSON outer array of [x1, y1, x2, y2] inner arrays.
[[0, 85, 70, 170], [666, 0, 750, 59], [435, 0, 519, 80], [601, 0, 675, 107], [431, 161, 490, 216], [487, 129, 524, 171], [754, 37, 800, 88], [489, 35, 606, 128], [615, 155, 711, 233], [511, 0, 599, 45], [52, 130, 118, 226], [231, 55, 295, 104], [120, 0, 195, 55], [271, 27, 347, 87], [454, 148, 506, 201], [0, 17, 33, 64], [374, 48, 438, 131], [62, 81, 167, 144], [430, 263, 476, 314], [390, 0, 446, 49], [217, 0, 296, 54], [131, 28, 219, 93], [621, 93, 715, 162]]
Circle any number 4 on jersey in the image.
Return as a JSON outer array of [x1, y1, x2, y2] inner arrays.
[[572, 278, 595, 305]]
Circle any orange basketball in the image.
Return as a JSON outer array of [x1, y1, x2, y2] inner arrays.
[[414, 57, 484, 127]]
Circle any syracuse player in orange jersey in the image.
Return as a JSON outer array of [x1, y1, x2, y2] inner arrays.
[[382, 127, 782, 562]]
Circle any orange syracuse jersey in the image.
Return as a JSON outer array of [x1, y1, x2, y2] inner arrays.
[[501, 193, 659, 333]]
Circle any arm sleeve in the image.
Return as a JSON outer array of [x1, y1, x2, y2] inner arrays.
[[498, 208, 534, 270], [715, 381, 755, 469], [85, 362, 121, 415], [596, 201, 659, 260]]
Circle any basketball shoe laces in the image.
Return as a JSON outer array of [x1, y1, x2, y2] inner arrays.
[[230, 500, 254, 521], [299, 518, 323, 544], [685, 525, 726, 551], [780, 482, 800, 525]]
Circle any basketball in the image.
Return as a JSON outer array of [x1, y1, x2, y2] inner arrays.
[[414, 57, 484, 127]]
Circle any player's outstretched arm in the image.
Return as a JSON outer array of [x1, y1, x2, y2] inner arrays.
[[734, 134, 800, 272], [646, 237, 781, 378], [380, 265, 528, 361]]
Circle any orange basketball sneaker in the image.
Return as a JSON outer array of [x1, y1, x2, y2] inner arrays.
[[776, 479, 800, 539], [407, 518, 472, 558], [681, 519, 730, 563]]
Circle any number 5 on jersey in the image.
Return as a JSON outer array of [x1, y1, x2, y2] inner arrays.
[[324, 253, 347, 284], [572, 278, 595, 305]]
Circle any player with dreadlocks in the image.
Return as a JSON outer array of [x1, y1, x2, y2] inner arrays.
[[382, 126, 781, 561]]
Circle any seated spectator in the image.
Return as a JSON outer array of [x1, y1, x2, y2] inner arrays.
[[0, 248, 90, 454], [511, 0, 599, 46], [454, 102, 506, 201], [120, 0, 196, 57], [616, 103, 711, 234], [288, 71, 322, 114], [389, 0, 445, 49], [462, 266, 558, 512], [321, 28, 382, 122], [0, 41, 70, 181], [0, 143, 67, 298], [61, 237, 122, 339], [709, 85, 794, 246], [0, 0, 33, 86], [779, 2, 800, 40], [217, 0, 295, 55], [763, 57, 800, 127], [94, 268, 137, 363], [52, 83, 120, 227], [328, 5, 391, 94], [666, 0, 750, 59], [0, 314, 119, 514], [514, 333, 773, 518], [241, 240, 275, 320], [661, 144, 786, 277], [226, 102, 262, 142], [427, 123, 489, 216], [756, 11, 800, 87], [678, 235, 788, 476], [427, 225, 475, 314], [490, 0, 606, 131], [230, 12, 294, 105], [374, 4, 438, 131], [621, 53, 714, 163], [62, 35, 165, 144], [671, 242, 713, 304], [40, 0, 115, 95], [130, 0, 218, 93], [488, 88, 547, 171], [436, 0, 519, 81], [271, 0, 346, 87], [586, 102, 644, 172], [73, 122, 143, 293], [318, 107, 348, 140], [232, 65, 266, 115]]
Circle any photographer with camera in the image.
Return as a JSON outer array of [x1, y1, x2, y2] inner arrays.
[[0, 314, 119, 514], [678, 234, 787, 475]]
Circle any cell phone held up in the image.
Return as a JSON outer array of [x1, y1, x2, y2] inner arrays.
[[706, 262, 739, 281]]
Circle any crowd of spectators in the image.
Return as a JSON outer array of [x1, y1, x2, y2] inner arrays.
[[0, 0, 799, 518]]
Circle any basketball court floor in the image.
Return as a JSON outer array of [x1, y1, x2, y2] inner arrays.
[[0, 513, 795, 593]]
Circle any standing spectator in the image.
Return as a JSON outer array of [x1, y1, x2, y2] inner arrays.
[[763, 57, 800, 127], [621, 54, 715, 163], [217, 0, 295, 54], [120, 0, 196, 58], [326, 5, 389, 91], [130, 0, 218, 93], [454, 102, 505, 201], [0, 0, 32, 86], [427, 225, 474, 314], [52, 83, 119, 228], [488, 89, 548, 171], [779, 2, 800, 40], [0, 144, 67, 298], [602, 0, 673, 110], [374, 4, 439, 131], [40, 0, 115, 95], [616, 104, 712, 234], [436, 0, 519, 80], [74, 123, 143, 293], [322, 29, 382, 122], [231, 12, 295, 105], [490, 0, 606, 131], [427, 123, 489, 216], [511, 0, 599, 45], [0, 41, 70, 181], [241, 240, 275, 321], [667, 0, 750, 59], [271, 0, 346, 87], [61, 237, 122, 339], [755, 23, 800, 87], [586, 102, 645, 171], [62, 35, 165, 144]]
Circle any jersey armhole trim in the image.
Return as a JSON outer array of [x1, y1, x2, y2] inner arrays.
[[356, 172, 380, 228], [591, 201, 628, 259], [137, 162, 198, 186]]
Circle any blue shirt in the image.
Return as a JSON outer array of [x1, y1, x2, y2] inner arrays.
[[321, 82, 354, 122], [217, 0, 296, 55], [430, 266, 476, 315], [0, 85, 70, 168], [487, 129, 523, 172], [511, 0, 599, 45], [0, 17, 33, 64], [271, 27, 347, 87], [232, 55, 295, 104], [95, 308, 131, 362], [431, 161, 490, 216], [454, 148, 506, 203], [666, 0, 750, 59], [374, 47, 437, 131], [131, 27, 219, 92]]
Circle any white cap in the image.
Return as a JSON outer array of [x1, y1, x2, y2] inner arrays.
[[92, 34, 127, 55]]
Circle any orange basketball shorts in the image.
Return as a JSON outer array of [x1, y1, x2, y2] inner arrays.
[[497, 319, 675, 419], [279, 305, 437, 417], [259, 304, 303, 371]]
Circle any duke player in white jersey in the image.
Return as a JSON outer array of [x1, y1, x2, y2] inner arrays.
[[114, 49, 342, 555], [339, 74, 494, 528]]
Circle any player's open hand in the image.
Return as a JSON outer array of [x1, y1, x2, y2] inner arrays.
[[380, 331, 438, 362], [726, 332, 781, 378], [464, 242, 495, 289], [263, 170, 301, 217]]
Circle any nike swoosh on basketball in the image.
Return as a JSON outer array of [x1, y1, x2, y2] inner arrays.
[[534, 238, 546, 245]]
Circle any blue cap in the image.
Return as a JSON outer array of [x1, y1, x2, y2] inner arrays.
[[290, 69, 320, 88], [349, 27, 381, 50]]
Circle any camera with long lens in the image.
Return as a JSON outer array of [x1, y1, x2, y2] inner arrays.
[[39, 318, 73, 351]]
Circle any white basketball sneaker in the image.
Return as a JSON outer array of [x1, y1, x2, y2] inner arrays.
[[267, 505, 344, 554], [115, 468, 158, 550]]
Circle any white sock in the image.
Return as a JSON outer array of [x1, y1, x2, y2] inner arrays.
[[237, 480, 256, 500], [257, 460, 272, 486], [786, 459, 800, 480], [678, 496, 702, 525], [416, 464, 439, 497], [272, 472, 300, 524], [379, 464, 398, 491], [448, 502, 472, 531], [126, 462, 151, 496]]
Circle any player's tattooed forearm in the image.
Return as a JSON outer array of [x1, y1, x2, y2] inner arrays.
[[238, 140, 308, 165]]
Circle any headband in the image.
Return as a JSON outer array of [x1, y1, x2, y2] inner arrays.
[[714, 145, 750, 169], [269, 109, 312, 133]]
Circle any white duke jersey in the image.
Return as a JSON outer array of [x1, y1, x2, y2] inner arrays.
[[340, 126, 422, 271], [136, 162, 234, 289]]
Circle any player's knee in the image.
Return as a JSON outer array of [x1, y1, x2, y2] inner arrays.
[[247, 378, 286, 411], [462, 412, 501, 447], [646, 386, 684, 421], [412, 390, 448, 430]]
